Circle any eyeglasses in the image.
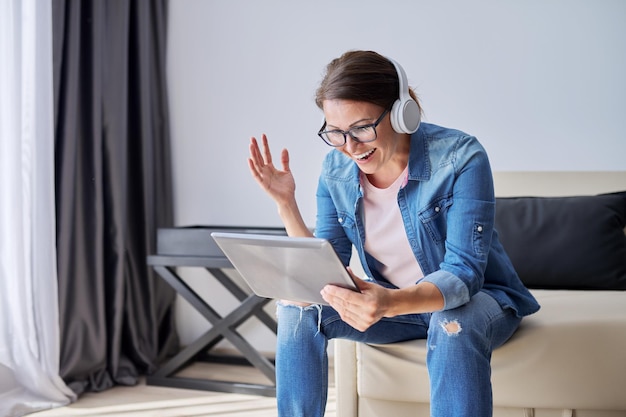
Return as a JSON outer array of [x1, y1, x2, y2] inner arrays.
[[317, 109, 389, 147]]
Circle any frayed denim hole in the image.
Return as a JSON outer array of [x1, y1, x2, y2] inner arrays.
[[276, 302, 323, 337], [439, 318, 462, 336]]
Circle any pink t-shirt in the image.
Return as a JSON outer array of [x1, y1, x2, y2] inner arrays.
[[361, 168, 424, 288]]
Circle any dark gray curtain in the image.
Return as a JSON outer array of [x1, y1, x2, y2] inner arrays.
[[52, 0, 179, 394]]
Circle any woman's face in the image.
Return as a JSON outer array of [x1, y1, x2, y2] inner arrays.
[[322, 99, 410, 187]]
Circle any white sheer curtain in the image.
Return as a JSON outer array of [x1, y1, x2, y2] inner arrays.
[[0, 0, 76, 415]]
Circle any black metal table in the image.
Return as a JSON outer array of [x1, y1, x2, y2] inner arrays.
[[146, 226, 286, 397]]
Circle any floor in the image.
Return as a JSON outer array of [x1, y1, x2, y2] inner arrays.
[[29, 361, 336, 417]]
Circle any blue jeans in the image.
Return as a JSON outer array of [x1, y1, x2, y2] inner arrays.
[[275, 291, 521, 417]]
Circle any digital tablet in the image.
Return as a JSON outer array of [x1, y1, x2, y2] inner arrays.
[[211, 232, 359, 305]]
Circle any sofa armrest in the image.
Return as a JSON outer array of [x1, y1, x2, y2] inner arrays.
[[334, 339, 358, 417]]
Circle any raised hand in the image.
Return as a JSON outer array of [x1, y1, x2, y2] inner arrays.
[[248, 134, 296, 206]]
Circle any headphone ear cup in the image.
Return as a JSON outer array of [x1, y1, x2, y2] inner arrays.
[[389, 99, 420, 134], [401, 98, 421, 133], [387, 57, 421, 134], [390, 97, 420, 134]]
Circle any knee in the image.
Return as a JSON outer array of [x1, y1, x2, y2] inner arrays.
[[439, 318, 462, 336], [276, 302, 324, 339], [428, 312, 469, 343], [427, 308, 488, 350]]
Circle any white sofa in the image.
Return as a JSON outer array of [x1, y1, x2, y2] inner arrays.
[[334, 171, 626, 417]]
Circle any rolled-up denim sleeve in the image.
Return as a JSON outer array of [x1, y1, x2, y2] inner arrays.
[[421, 269, 470, 311]]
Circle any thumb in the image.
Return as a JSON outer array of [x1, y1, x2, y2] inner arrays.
[[346, 267, 372, 291]]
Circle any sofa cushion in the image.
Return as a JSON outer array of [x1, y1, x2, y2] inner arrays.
[[351, 290, 626, 411], [495, 192, 626, 290]]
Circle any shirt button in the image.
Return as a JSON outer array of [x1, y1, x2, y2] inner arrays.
[[338, 217, 343, 223], [434, 206, 440, 213], [477, 225, 483, 233]]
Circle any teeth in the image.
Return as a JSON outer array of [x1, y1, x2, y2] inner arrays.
[[355, 149, 375, 160]]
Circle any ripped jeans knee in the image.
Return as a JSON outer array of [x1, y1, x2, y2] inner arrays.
[[439, 318, 463, 336], [276, 301, 324, 339], [427, 292, 521, 352]]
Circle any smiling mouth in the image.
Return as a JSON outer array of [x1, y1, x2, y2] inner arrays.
[[354, 149, 376, 161]]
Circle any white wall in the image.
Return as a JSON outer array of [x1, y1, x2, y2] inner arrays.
[[166, 0, 626, 351]]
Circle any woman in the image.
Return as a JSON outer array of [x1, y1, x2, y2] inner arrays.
[[248, 50, 539, 417]]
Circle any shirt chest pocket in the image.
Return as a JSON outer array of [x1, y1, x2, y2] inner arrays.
[[418, 196, 452, 244]]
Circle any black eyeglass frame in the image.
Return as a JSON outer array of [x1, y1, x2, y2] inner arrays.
[[317, 108, 390, 147]]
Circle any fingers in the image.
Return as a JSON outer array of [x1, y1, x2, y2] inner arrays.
[[248, 139, 263, 182], [248, 136, 266, 169], [248, 134, 295, 202], [260, 134, 273, 166], [247, 157, 263, 185], [321, 285, 373, 331], [321, 279, 389, 332], [249, 134, 291, 177], [321, 293, 362, 330], [249, 135, 272, 181], [280, 148, 290, 173]]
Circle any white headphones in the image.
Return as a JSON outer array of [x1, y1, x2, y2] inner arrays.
[[387, 57, 421, 134]]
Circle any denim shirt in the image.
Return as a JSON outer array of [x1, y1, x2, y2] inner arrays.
[[314, 122, 540, 318]]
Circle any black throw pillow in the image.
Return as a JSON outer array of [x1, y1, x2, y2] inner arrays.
[[494, 192, 626, 290]]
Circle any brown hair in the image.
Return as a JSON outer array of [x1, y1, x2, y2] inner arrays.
[[315, 50, 421, 113]]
